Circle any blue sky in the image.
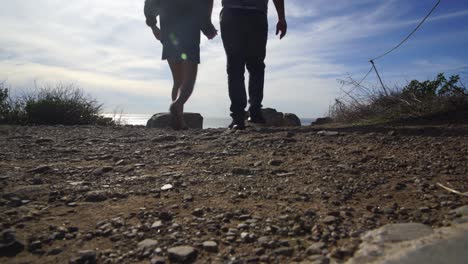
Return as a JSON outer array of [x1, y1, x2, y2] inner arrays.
[[1, 0, 467, 118]]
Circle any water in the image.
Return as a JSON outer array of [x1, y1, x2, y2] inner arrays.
[[103, 114, 316, 128]]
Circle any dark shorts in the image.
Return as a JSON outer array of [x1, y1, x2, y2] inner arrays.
[[159, 1, 202, 64]]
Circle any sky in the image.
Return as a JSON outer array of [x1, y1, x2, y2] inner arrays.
[[1, 0, 468, 118]]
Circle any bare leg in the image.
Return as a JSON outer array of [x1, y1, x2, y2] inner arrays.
[[168, 60, 183, 101], [168, 60, 198, 130]]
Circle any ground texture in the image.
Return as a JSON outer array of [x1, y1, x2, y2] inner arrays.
[[0, 124, 467, 263]]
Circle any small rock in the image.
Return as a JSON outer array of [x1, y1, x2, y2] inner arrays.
[[183, 194, 194, 202], [47, 247, 63, 255], [159, 211, 173, 221], [273, 247, 293, 256], [35, 138, 55, 144], [28, 165, 52, 174], [151, 256, 166, 264], [152, 135, 177, 143], [167, 246, 198, 263], [151, 221, 163, 229], [92, 167, 113, 176], [322, 216, 337, 224], [452, 205, 468, 216], [306, 242, 326, 255], [0, 229, 25, 257], [70, 250, 97, 264], [202, 241, 218, 253], [317, 131, 339, 136], [192, 208, 204, 217], [268, 160, 283, 166], [307, 254, 330, 264], [85, 191, 108, 202], [232, 168, 251, 175], [138, 239, 158, 252], [161, 184, 173, 191]]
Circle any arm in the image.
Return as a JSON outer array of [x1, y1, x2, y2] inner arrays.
[[144, 0, 161, 40], [201, 0, 217, 39], [273, 0, 287, 39]]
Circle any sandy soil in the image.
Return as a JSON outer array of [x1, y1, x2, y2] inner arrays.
[[0, 123, 467, 263]]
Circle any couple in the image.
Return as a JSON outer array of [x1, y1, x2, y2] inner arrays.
[[144, 0, 287, 130]]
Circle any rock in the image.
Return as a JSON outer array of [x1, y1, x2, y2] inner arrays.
[[159, 211, 173, 221], [261, 108, 284, 126], [35, 138, 55, 144], [0, 229, 25, 257], [202, 241, 218, 253], [28, 165, 52, 174], [282, 113, 301, 127], [322, 216, 337, 224], [92, 167, 113, 175], [268, 160, 283, 166], [452, 205, 468, 216], [151, 256, 166, 264], [307, 255, 330, 264], [273, 247, 294, 256], [167, 246, 198, 263], [192, 208, 204, 217], [152, 135, 178, 143], [85, 191, 108, 202], [312, 117, 333, 125], [161, 184, 173, 191], [361, 223, 433, 244], [151, 221, 163, 229], [232, 168, 251, 175], [306, 242, 326, 255], [138, 239, 158, 253], [349, 223, 468, 264], [317, 131, 339, 136], [147, 113, 203, 129], [70, 250, 97, 264]]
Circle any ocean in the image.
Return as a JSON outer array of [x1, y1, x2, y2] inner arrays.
[[103, 114, 316, 128]]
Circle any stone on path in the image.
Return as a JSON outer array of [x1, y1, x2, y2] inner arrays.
[[347, 222, 468, 264], [70, 250, 97, 264], [138, 239, 158, 253], [0, 229, 25, 257], [167, 246, 198, 263], [202, 241, 218, 253], [147, 113, 203, 129], [85, 191, 108, 202]]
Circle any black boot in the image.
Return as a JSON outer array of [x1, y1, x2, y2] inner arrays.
[[229, 113, 246, 130], [248, 109, 266, 124]]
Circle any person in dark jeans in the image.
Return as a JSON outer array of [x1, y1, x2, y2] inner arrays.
[[221, 0, 287, 130]]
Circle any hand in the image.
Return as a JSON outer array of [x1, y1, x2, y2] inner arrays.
[[276, 19, 287, 39], [205, 29, 218, 40], [151, 26, 161, 41]]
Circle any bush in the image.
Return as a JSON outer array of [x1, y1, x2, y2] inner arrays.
[[330, 73, 468, 124], [0, 83, 114, 126]]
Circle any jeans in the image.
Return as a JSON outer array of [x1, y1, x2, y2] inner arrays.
[[220, 8, 268, 118]]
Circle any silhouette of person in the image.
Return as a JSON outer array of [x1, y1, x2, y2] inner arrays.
[[221, 0, 287, 130], [144, 0, 217, 130]]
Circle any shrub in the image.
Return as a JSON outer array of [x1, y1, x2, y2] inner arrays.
[[0, 83, 114, 126], [330, 73, 468, 124]]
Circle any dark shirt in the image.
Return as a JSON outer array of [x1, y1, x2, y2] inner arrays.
[[222, 0, 269, 13]]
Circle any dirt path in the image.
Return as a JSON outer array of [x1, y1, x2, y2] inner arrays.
[[1, 124, 467, 263]]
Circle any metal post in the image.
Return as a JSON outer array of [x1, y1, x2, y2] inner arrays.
[[370, 60, 389, 96]]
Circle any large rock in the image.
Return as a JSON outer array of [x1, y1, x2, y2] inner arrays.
[[260, 108, 301, 127], [261, 108, 283, 126], [147, 113, 203, 129], [282, 113, 301, 127], [347, 222, 468, 264]]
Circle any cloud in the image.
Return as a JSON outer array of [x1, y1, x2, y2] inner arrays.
[[1, 0, 467, 118]]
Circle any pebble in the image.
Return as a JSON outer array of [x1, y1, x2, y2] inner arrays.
[[306, 242, 326, 255], [151, 256, 166, 264], [0, 229, 25, 257], [151, 221, 163, 229], [322, 216, 337, 224], [269, 160, 283, 166], [161, 184, 173, 191], [137, 239, 158, 253], [273, 247, 294, 256], [70, 250, 97, 264], [202, 241, 218, 252], [167, 246, 198, 263], [85, 191, 108, 202], [28, 165, 52, 174]]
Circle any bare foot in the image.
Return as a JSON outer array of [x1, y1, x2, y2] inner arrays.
[[169, 103, 188, 130]]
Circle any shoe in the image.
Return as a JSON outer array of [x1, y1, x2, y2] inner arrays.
[[248, 110, 266, 124], [228, 119, 246, 130]]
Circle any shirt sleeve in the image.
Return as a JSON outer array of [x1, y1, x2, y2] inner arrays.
[[144, 0, 160, 27]]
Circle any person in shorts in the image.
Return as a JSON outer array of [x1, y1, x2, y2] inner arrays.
[[144, 0, 217, 130]]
